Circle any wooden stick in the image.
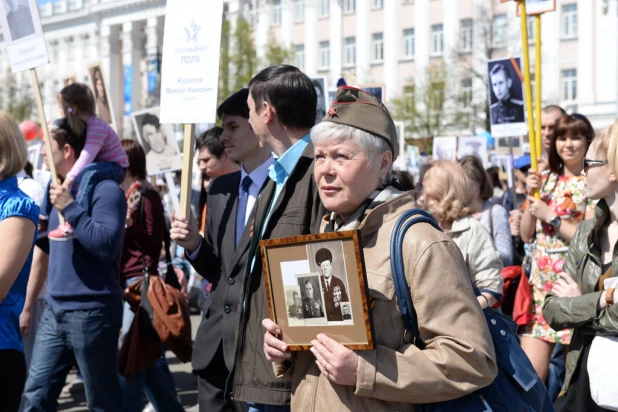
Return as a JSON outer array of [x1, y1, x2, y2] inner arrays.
[[534, 15, 543, 162], [179, 124, 196, 219], [165, 171, 180, 214], [519, 0, 540, 199]]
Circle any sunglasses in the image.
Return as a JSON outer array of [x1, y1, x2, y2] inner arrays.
[[583, 158, 609, 173]]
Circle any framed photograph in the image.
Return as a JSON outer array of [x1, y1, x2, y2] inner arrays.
[[0, 0, 48, 72], [27, 142, 42, 170], [517, 0, 556, 16], [328, 89, 336, 108], [359, 84, 385, 102], [311, 76, 328, 125], [260, 231, 374, 351], [432, 136, 457, 160], [131, 107, 183, 176], [487, 57, 527, 138], [87, 63, 115, 127], [458, 136, 488, 165]]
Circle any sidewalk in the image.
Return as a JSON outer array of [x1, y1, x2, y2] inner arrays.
[[57, 314, 200, 411]]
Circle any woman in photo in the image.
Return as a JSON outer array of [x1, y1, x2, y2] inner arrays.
[[520, 113, 596, 384], [543, 121, 618, 411], [91, 66, 112, 124], [261, 88, 497, 410]]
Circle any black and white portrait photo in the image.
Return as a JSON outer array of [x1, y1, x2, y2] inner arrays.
[[306, 241, 350, 323], [297, 274, 327, 325], [131, 107, 183, 176], [360, 85, 385, 103], [432, 137, 457, 161], [88, 64, 113, 125], [3, 0, 34, 41], [487, 57, 527, 138], [518, 0, 556, 15], [284, 285, 305, 326], [312, 76, 328, 125]]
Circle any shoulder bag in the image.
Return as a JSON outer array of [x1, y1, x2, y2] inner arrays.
[[390, 208, 554, 411]]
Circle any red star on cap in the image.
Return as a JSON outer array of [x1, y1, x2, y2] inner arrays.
[[327, 107, 337, 117]]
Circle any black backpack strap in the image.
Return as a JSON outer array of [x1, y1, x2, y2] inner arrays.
[[390, 208, 442, 349]]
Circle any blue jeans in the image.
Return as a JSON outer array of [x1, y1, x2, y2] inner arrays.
[[119, 277, 183, 412], [547, 343, 566, 402], [40, 162, 125, 218], [247, 403, 290, 412], [23, 302, 123, 412]]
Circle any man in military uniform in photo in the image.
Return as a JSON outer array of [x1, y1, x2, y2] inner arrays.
[[342, 304, 352, 320], [301, 281, 324, 319], [315, 248, 349, 321], [4, 0, 35, 41], [489, 63, 525, 125], [288, 291, 304, 319]]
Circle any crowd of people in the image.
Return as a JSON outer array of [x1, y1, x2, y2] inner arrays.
[[1, 63, 618, 412]]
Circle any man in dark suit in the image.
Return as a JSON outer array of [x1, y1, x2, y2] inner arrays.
[[4, 0, 35, 41], [171, 89, 274, 411], [315, 248, 349, 322], [301, 281, 324, 319], [489, 63, 524, 125], [230, 65, 325, 411], [287, 291, 303, 319]]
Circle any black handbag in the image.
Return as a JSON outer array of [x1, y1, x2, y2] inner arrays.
[[390, 208, 554, 411]]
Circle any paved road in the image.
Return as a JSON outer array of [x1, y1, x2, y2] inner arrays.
[[57, 314, 201, 411]]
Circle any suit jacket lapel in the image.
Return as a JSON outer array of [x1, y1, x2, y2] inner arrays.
[[221, 174, 240, 269]]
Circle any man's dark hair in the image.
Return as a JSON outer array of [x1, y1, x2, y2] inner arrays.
[[195, 126, 225, 157], [121, 139, 147, 180], [141, 113, 161, 131], [548, 114, 595, 174], [51, 117, 87, 158], [489, 63, 511, 81], [248, 64, 316, 130], [217, 88, 250, 120]]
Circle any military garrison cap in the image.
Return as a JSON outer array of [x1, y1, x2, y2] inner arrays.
[[321, 86, 399, 160], [315, 248, 333, 265]]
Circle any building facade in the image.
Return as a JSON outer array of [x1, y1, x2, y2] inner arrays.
[[0, 0, 616, 140]]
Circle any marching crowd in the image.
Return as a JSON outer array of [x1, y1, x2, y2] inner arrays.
[[1, 63, 618, 411]]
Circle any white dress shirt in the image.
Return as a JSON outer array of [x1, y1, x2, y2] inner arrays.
[[239, 154, 275, 226]]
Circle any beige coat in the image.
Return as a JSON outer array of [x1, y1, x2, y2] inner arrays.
[[280, 193, 497, 411], [447, 216, 504, 298]]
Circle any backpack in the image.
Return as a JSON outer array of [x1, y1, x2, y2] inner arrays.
[[390, 208, 554, 411]]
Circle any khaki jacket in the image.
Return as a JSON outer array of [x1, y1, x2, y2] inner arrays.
[[285, 193, 498, 411], [448, 216, 504, 298], [543, 199, 618, 392]]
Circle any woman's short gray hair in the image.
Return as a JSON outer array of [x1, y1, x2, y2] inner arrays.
[[310, 122, 392, 170]]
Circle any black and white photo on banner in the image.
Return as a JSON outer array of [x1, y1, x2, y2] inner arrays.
[[131, 107, 183, 176], [487, 57, 527, 138], [517, 0, 556, 16], [311, 76, 328, 124]]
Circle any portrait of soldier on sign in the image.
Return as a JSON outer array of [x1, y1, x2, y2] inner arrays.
[[489, 62, 525, 125]]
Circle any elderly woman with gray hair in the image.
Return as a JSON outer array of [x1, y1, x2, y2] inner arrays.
[[262, 88, 497, 410]]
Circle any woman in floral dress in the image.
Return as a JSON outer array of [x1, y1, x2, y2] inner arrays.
[[520, 113, 596, 384]]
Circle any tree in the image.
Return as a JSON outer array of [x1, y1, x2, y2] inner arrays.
[[0, 70, 34, 122], [217, 17, 232, 110], [232, 15, 259, 91], [263, 31, 294, 66]]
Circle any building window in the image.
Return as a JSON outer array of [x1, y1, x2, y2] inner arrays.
[[344, 37, 356, 67], [344, 0, 356, 14], [403, 85, 415, 106], [294, 0, 304, 22], [460, 19, 472, 52], [372, 0, 383, 9], [460, 78, 472, 107], [372, 33, 384, 63], [562, 4, 578, 39], [295, 44, 305, 71], [82, 34, 91, 60], [493, 14, 507, 48], [272, 0, 281, 26], [403, 28, 414, 58], [319, 0, 329, 17], [431, 24, 444, 56], [561, 69, 577, 101], [319, 41, 330, 70]]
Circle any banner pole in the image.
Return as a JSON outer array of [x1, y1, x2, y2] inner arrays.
[[179, 124, 196, 219], [535, 14, 543, 162], [519, 0, 539, 199]]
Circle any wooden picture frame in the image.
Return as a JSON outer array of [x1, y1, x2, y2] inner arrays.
[[260, 231, 374, 351]]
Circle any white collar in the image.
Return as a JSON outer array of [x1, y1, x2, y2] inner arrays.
[[240, 154, 275, 188]]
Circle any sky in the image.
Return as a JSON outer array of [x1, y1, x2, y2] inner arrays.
[[36, 0, 60, 5]]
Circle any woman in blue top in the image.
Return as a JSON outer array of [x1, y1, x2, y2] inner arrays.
[[0, 113, 39, 411]]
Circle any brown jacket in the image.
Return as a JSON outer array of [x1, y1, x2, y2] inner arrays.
[[231, 142, 326, 405], [285, 193, 498, 411]]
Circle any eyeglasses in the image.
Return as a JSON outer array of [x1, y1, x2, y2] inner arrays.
[[583, 158, 609, 173]]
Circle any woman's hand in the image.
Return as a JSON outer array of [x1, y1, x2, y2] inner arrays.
[[262, 319, 291, 363], [527, 196, 554, 224], [551, 272, 582, 298], [526, 169, 542, 192], [310, 334, 358, 386], [509, 210, 522, 237]]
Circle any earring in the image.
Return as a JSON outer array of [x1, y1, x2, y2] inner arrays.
[[381, 175, 385, 182]]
